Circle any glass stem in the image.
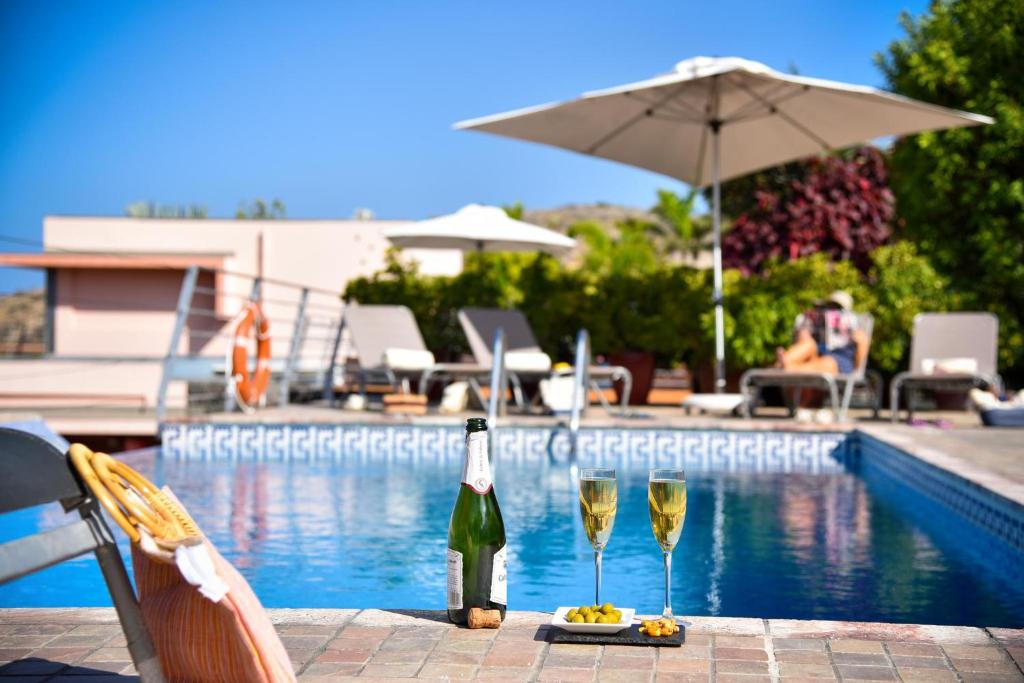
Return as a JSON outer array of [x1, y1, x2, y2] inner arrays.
[[663, 550, 673, 619], [594, 549, 602, 606]]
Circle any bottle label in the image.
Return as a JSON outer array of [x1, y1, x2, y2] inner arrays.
[[462, 432, 492, 494], [446, 548, 462, 610], [490, 545, 507, 605]]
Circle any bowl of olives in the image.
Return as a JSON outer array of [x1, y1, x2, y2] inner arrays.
[[550, 603, 635, 634]]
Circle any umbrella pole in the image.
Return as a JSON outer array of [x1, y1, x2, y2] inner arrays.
[[711, 121, 726, 394]]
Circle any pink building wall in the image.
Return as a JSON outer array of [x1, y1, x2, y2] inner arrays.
[[44, 216, 461, 358], [0, 216, 462, 426]]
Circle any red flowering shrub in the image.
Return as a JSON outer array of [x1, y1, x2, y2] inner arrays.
[[721, 146, 894, 274]]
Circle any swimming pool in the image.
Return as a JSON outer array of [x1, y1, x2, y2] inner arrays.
[[2, 425, 1022, 627]]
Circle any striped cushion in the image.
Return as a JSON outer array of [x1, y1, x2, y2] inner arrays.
[[131, 503, 295, 682]]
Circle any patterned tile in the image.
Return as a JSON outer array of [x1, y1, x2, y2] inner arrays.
[[161, 423, 850, 475], [855, 432, 1024, 553]]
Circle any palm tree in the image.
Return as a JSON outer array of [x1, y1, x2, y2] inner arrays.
[[651, 189, 711, 261]]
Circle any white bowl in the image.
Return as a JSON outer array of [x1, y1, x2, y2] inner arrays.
[[549, 607, 635, 634]]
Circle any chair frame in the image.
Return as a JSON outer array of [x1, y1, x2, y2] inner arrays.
[[0, 428, 165, 681], [740, 314, 880, 422]]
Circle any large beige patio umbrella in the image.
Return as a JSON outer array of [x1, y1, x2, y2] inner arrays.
[[383, 203, 575, 254], [455, 56, 993, 392]]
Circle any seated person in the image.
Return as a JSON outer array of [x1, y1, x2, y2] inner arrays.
[[775, 291, 868, 375]]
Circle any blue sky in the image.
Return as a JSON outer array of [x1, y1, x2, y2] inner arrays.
[[0, 0, 927, 293]]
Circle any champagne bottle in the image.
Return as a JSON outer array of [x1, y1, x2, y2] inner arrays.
[[447, 418, 507, 624]]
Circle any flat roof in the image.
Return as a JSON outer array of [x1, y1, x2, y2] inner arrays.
[[0, 252, 225, 270]]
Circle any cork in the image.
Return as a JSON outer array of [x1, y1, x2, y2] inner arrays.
[[467, 607, 501, 629]]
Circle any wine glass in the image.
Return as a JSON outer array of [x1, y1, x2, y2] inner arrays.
[[578, 468, 617, 606], [648, 469, 687, 619]]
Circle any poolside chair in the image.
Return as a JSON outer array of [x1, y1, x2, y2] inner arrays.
[[70, 444, 295, 682], [340, 303, 493, 405], [0, 428, 165, 682], [456, 307, 633, 411], [740, 314, 881, 422], [890, 312, 1001, 423]]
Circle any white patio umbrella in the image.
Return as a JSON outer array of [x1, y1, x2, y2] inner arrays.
[[383, 203, 575, 255], [454, 56, 993, 392]]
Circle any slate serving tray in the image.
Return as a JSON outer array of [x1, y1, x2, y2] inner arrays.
[[548, 623, 685, 647]]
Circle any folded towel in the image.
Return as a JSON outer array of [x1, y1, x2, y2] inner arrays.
[[922, 357, 978, 375], [383, 348, 436, 370], [505, 351, 552, 373]]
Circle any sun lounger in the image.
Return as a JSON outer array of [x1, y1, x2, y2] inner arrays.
[[0, 428, 165, 682], [890, 312, 1001, 423], [740, 314, 881, 422], [456, 307, 633, 411], [341, 304, 493, 405]]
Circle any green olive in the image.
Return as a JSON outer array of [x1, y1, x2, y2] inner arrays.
[[611, 610, 622, 622], [579, 606, 591, 615], [566, 609, 578, 621], [600, 602, 614, 614], [591, 604, 600, 612], [584, 612, 598, 623], [571, 614, 585, 623]]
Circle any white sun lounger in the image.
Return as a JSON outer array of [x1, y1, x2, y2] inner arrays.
[[890, 312, 1001, 423], [454, 307, 633, 411], [340, 304, 491, 404]]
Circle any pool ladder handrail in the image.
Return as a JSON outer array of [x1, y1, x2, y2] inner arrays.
[[568, 328, 590, 439], [486, 328, 506, 428]]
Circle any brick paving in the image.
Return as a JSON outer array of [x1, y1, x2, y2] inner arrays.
[[1, 609, 1021, 681]]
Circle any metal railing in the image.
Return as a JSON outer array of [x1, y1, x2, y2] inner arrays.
[[486, 329, 507, 427], [568, 328, 590, 437], [156, 266, 347, 422], [568, 328, 634, 442]]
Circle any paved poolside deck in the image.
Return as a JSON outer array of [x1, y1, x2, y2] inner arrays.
[[8, 398, 990, 439], [1, 608, 1021, 682]]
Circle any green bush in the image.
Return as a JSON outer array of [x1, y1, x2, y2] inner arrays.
[[863, 242, 950, 373], [344, 242, 945, 377]]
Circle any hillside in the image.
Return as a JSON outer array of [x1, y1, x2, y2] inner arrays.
[[0, 288, 44, 354], [523, 202, 713, 269], [523, 203, 660, 232]]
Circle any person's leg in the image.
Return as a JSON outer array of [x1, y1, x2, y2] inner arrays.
[[779, 330, 819, 369], [785, 355, 840, 375], [852, 330, 869, 372]]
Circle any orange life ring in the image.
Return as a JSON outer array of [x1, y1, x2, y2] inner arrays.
[[231, 301, 271, 410]]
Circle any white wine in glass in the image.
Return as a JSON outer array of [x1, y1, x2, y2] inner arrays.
[[648, 469, 686, 619], [579, 468, 617, 606]]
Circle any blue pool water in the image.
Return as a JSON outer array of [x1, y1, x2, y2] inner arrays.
[[2, 426, 1022, 627]]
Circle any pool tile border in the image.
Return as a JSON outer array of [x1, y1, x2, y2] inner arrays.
[[855, 431, 1024, 553], [160, 422, 850, 474]]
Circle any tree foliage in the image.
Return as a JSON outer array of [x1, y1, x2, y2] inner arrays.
[[568, 219, 660, 280], [235, 198, 286, 219], [705, 160, 806, 222], [502, 202, 524, 220], [721, 147, 894, 274], [124, 201, 207, 218], [876, 0, 1024, 374], [650, 189, 710, 260]]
